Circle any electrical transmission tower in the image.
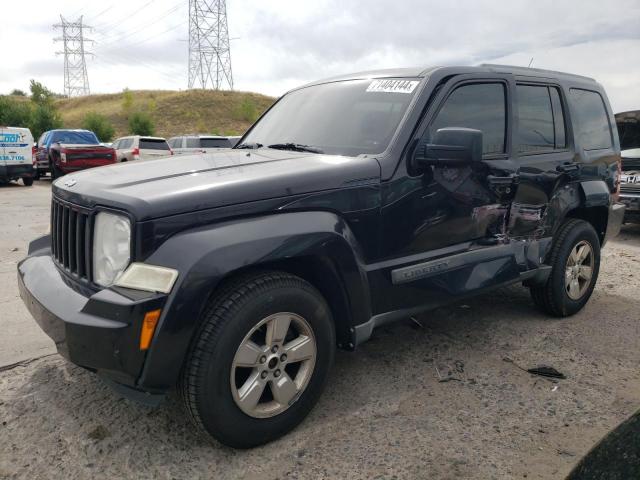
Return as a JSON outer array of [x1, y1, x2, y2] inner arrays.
[[188, 0, 233, 90], [54, 16, 92, 97]]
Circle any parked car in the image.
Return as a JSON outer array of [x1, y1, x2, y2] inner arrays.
[[167, 134, 240, 155], [616, 110, 640, 223], [113, 135, 172, 162], [0, 126, 34, 186], [19, 65, 624, 448], [34, 129, 116, 179]]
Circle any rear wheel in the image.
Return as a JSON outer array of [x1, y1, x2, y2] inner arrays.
[[22, 177, 33, 186], [530, 219, 600, 317], [180, 271, 335, 448], [33, 169, 40, 181]]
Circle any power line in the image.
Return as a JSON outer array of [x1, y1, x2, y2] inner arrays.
[[53, 15, 92, 97], [188, 0, 233, 90], [95, 3, 184, 47]]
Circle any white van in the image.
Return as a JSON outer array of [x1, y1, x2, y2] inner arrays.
[[0, 126, 35, 186]]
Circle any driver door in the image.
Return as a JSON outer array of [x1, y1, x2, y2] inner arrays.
[[374, 75, 520, 314]]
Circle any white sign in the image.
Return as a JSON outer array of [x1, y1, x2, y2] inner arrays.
[[366, 79, 419, 94]]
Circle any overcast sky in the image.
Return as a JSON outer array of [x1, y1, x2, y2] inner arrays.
[[2, 0, 639, 112]]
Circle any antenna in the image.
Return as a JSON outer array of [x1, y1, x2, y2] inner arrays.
[[188, 0, 233, 90], [54, 16, 93, 97], [528, 57, 534, 68]]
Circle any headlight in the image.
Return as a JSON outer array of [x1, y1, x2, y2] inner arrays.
[[60, 152, 67, 163], [93, 212, 131, 287]]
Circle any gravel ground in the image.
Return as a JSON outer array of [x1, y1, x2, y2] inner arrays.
[[1, 180, 639, 479]]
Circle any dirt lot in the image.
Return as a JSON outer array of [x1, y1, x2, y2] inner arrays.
[[1, 179, 639, 479]]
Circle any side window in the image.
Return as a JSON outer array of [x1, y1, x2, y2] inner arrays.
[[569, 89, 612, 150], [516, 85, 555, 153], [113, 140, 121, 149], [430, 83, 506, 155], [186, 137, 200, 148]]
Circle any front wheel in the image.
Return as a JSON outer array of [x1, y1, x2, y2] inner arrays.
[[51, 163, 64, 180], [180, 271, 335, 448], [22, 177, 34, 186], [530, 219, 600, 317]]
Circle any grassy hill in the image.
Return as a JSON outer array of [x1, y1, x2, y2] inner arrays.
[[56, 89, 275, 139]]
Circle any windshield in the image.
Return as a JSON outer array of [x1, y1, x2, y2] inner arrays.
[[51, 131, 99, 145], [617, 116, 640, 152], [240, 78, 421, 156]]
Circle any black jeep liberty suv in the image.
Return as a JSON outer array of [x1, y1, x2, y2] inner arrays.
[[18, 65, 625, 448]]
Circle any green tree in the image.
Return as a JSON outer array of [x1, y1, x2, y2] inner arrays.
[[128, 111, 155, 136], [82, 112, 115, 142], [10, 89, 26, 96], [29, 104, 62, 139], [29, 80, 55, 106]]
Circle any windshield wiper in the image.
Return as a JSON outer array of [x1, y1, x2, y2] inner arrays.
[[267, 143, 324, 154], [235, 142, 263, 149]]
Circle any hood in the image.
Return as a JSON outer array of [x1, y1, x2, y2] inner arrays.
[[621, 148, 640, 159], [53, 149, 381, 220]]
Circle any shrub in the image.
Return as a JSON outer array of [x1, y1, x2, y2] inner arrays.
[[10, 89, 26, 96], [0, 96, 33, 127], [233, 98, 258, 123], [29, 104, 63, 139], [82, 111, 115, 142], [122, 88, 134, 112], [128, 111, 155, 136]]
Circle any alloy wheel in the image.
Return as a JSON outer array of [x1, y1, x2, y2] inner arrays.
[[230, 312, 317, 418], [565, 240, 593, 300]]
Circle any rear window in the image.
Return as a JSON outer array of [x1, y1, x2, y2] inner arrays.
[[569, 89, 612, 150], [201, 138, 231, 148], [50, 131, 99, 145], [140, 138, 170, 150], [516, 85, 567, 153], [186, 137, 200, 148]]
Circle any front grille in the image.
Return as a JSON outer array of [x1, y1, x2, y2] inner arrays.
[[621, 183, 640, 194], [51, 197, 92, 280], [622, 157, 640, 170]]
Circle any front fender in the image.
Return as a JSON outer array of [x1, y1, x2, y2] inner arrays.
[[137, 211, 370, 391]]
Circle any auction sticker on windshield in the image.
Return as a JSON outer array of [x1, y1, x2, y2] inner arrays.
[[366, 79, 419, 94]]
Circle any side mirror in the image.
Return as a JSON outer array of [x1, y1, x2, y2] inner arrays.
[[413, 127, 483, 167]]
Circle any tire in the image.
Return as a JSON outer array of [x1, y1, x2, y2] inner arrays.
[[33, 169, 40, 181], [52, 164, 63, 180], [22, 177, 34, 186], [530, 219, 600, 317], [180, 271, 335, 448]]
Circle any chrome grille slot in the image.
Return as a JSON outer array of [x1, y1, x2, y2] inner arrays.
[[51, 197, 91, 280]]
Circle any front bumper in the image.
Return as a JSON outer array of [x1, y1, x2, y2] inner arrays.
[[18, 236, 167, 398], [620, 193, 640, 224], [0, 163, 33, 180], [60, 160, 116, 173], [603, 202, 626, 245]]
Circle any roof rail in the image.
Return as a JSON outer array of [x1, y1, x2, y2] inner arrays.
[[480, 64, 595, 82]]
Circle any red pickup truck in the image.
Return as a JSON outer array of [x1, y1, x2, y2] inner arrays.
[[34, 129, 116, 179]]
